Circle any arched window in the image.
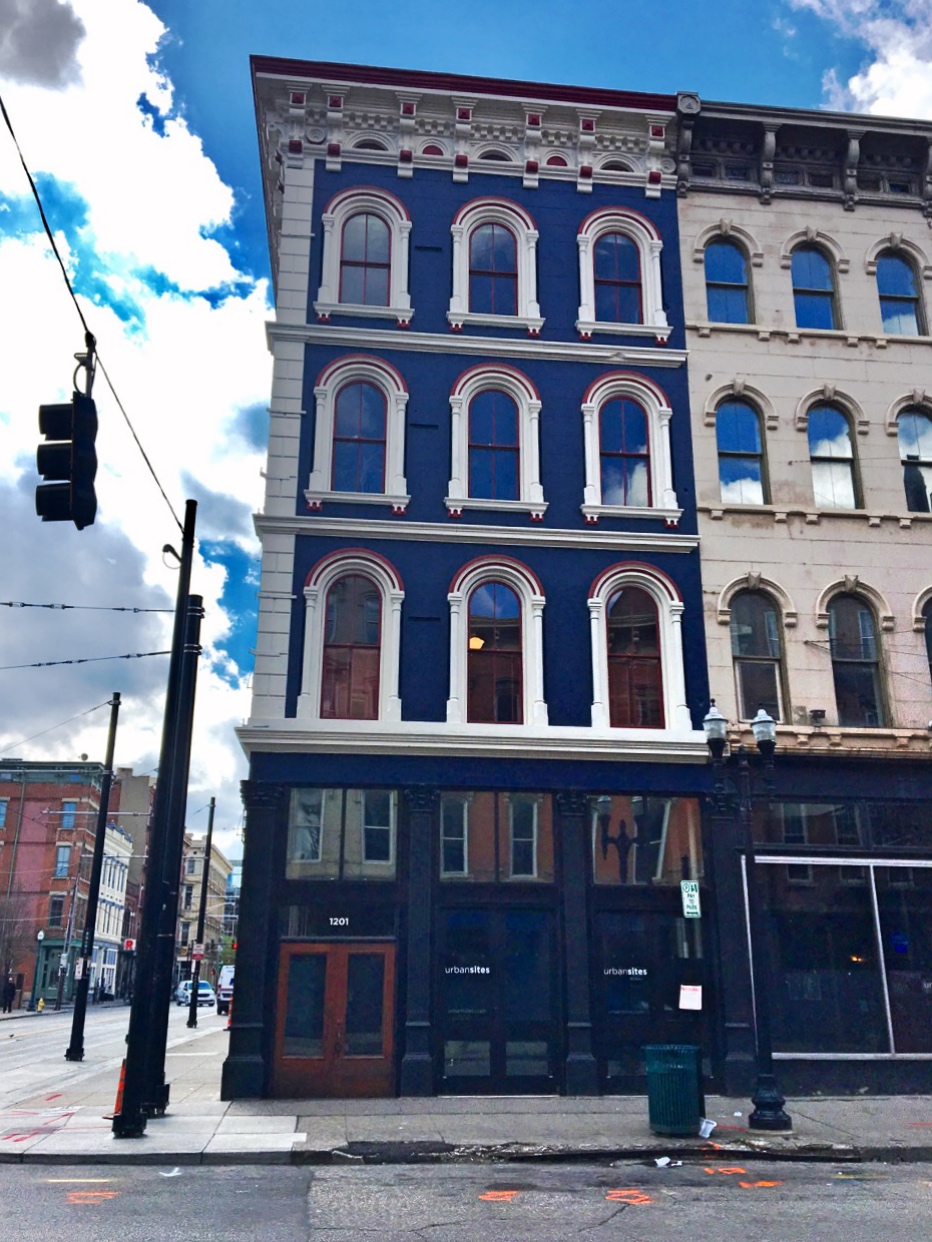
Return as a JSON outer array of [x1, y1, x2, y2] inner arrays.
[[705, 239, 750, 324], [421, 143, 444, 157], [792, 245, 837, 330], [576, 208, 669, 340], [923, 599, 932, 688], [320, 575, 381, 719], [298, 550, 404, 723], [331, 382, 386, 493], [468, 389, 519, 500], [828, 595, 885, 727], [606, 586, 663, 727], [339, 212, 390, 305], [545, 154, 568, 167], [877, 252, 923, 335], [730, 591, 784, 721], [469, 223, 517, 316], [897, 408, 932, 512], [599, 397, 650, 507], [307, 356, 409, 511], [467, 582, 523, 723], [808, 404, 858, 509], [446, 557, 547, 726], [593, 232, 642, 323], [315, 187, 412, 325], [716, 400, 766, 504], [448, 199, 542, 332]]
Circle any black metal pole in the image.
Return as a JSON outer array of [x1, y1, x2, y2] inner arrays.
[[64, 692, 122, 1060], [187, 796, 216, 1029], [113, 501, 196, 1138]]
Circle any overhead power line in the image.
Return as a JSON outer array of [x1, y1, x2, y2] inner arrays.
[[2, 601, 173, 613], [0, 699, 112, 753], [0, 650, 170, 671]]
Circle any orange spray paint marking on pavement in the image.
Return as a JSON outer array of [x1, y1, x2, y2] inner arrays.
[[704, 1166, 747, 1175], [605, 1189, 653, 1204], [479, 1190, 518, 1201], [738, 1181, 783, 1189], [66, 1191, 120, 1205]]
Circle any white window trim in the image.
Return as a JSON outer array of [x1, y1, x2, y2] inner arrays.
[[447, 197, 544, 335], [446, 363, 547, 519], [587, 563, 691, 734], [580, 372, 679, 524], [440, 796, 469, 877], [576, 206, 670, 341], [360, 789, 396, 867], [314, 186, 414, 326], [306, 354, 410, 512], [446, 556, 548, 727], [0, 798, 7, 829], [508, 795, 539, 879], [298, 549, 404, 722]]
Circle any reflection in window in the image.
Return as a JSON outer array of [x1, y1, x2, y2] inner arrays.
[[49, 896, 64, 927], [469, 223, 517, 315], [54, 845, 70, 879], [808, 404, 858, 509], [340, 212, 390, 306], [897, 409, 932, 513], [606, 587, 663, 727], [468, 390, 519, 500], [286, 788, 397, 881], [467, 582, 522, 723], [730, 591, 783, 720], [594, 232, 642, 323], [599, 398, 650, 507], [792, 245, 837, 330], [705, 240, 750, 323], [61, 801, 77, 829], [332, 382, 386, 493], [877, 252, 923, 336], [438, 792, 553, 883], [591, 796, 701, 886], [321, 574, 381, 720], [828, 594, 885, 727], [716, 401, 766, 504]]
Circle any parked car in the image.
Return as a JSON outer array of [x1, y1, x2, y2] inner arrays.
[[175, 980, 216, 1007], [216, 965, 235, 1016]]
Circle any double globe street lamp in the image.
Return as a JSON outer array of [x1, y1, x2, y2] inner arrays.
[[703, 701, 792, 1132]]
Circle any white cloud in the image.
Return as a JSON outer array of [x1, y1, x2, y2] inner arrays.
[[789, 1, 932, 118], [0, 0, 273, 861]]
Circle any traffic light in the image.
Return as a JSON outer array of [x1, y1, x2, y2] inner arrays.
[[35, 390, 98, 529]]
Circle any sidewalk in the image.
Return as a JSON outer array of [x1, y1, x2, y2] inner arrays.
[[3, 1009, 932, 1166]]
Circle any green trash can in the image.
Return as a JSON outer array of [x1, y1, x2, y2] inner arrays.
[[643, 1044, 704, 1136]]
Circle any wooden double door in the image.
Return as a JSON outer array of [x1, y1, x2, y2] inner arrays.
[[272, 942, 395, 1097]]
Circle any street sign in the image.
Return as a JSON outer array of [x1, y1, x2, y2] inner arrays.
[[123, 938, 136, 952], [680, 879, 701, 919], [74, 959, 84, 979], [191, 943, 204, 961]]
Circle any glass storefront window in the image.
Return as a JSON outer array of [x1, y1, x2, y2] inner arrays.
[[761, 801, 932, 852], [287, 788, 396, 881], [876, 866, 932, 1053], [438, 792, 553, 883], [590, 795, 702, 885]]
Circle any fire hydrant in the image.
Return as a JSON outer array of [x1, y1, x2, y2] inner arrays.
[[37, 997, 45, 1013]]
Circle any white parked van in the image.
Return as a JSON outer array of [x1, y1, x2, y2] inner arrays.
[[217, 964, 235, 1015]]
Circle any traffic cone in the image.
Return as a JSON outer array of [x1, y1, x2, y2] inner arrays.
[[104, 1058, 126, 1120]]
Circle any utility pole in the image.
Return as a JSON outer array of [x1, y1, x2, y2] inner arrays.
[[187, 797, 216, 1029], [64, 692, 121, 1059], [113, 501, 198, 1138]]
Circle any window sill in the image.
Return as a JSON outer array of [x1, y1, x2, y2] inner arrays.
[[701, 503, 925, 529], [576, 319, 671, 343], [582, 503, 682, 527], [314, 301, 413, 328], [305, 489, 410, 514], [445, 496, 548, 520], [446, 311, 545, 336]]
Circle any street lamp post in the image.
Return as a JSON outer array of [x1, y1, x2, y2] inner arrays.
[[703, 702, 792, 1132], [27, 930, 45, 1011]]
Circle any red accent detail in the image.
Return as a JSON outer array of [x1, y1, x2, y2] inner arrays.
[[457, 107, 472, 121], [655, 335, 668, 346], [588, 560, 682, 604], [578, 330, 592, 341], [530, 513, 544, 522], [449, 322, 464, 332], [527, 113, 541, 127], [648, 168, 663, 184], [585, 514, 599, 524], [396, 318, 411, 329], [454, 152, 469, 168], [527, 326, 541, 337], [327, 142, 341, 157], [290, 92, 306, 106], [447, 508, 463, 518], [451, 196, 538, 231], [450, 361, 542, 403], [581, 118, 595, 132], [322, 184, 412, 221], [401, 101, 416, 116], [581, 370, 672, 409], [525, 159, 539, 174], [399, 148, 413, 163], [578, 203, 662, 242], [579, 165, 593, 179], [391, 504, 407, 514], [546, 154, 568, 166], [650, 124, 665, 138], [422, 144, 444, 157], [664, 515, 679, 527], [288, 139, 303, 154], [316, 311, 331, 322], [306, 547, 405, 592], [315, 353, 409, 395], [328, 95, 343, 109], [307, 498, 323, 510], [448, 554, 545, 597]]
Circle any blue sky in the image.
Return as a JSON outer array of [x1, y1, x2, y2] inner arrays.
[[1, 0, 930, 857]]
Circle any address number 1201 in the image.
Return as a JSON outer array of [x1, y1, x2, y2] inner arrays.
[[329, 917, 349, 927]]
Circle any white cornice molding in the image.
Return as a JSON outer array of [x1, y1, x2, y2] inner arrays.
[[254, 512, 701, 552], [267, 321, 687, 367], [237, 720, 709, 762]]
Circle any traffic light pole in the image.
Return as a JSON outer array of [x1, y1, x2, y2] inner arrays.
[[113, 501, 197, 1139], [64, 691, 121, 1061], [187, 796, 216, 1029]]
